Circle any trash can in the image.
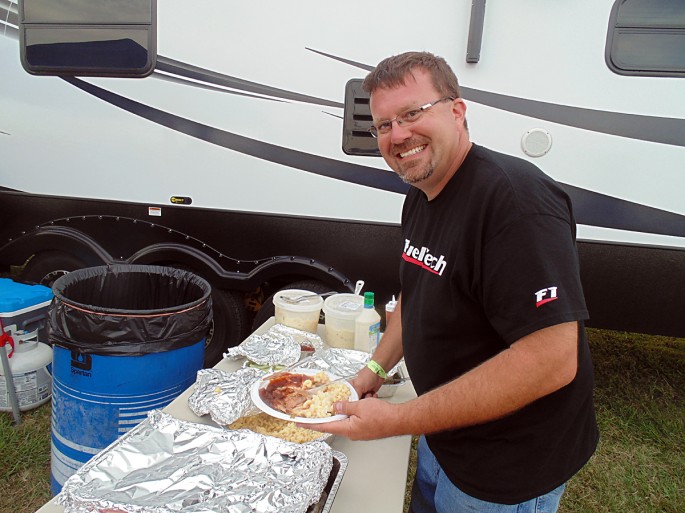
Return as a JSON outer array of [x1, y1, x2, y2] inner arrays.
[[48, 265, 212, 495]]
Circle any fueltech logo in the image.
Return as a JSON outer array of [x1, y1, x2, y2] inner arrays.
[[535, 286, 559, 308], [403, 239, 447, 276]]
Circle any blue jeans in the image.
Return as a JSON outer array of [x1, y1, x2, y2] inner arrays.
[[409, 436, 566, 513]]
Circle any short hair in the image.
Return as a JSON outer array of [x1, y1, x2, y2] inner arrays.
[[362, 51, 461, 99]]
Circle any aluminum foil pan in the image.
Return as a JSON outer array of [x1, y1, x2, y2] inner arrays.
[[58, 410, 339, 513], [224, 324, 324, 367], [188, 367, 263, 425]]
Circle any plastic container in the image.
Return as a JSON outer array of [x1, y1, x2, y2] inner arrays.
[[377, 364, 409, 399], [273, 289, 323, 333], [0, 328, 53, 412], [48, 265, 212, 495], [354, 292, 381, 353], [323, 293, 364, 349]]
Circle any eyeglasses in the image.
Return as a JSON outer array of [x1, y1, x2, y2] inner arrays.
[[368, 96, 455, 138]]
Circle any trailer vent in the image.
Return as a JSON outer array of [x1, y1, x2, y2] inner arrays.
[[342, 79, 381, 157]]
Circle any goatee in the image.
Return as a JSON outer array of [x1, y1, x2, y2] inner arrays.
[[398, 164, 434, 185]]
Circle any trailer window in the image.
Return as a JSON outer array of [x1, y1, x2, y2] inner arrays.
[[606, 0, 685, 77], [19, 0, 156, 77], [342, 79, 381, 157]]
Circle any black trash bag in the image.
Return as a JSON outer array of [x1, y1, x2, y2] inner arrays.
[[48, 265, 212, 356]]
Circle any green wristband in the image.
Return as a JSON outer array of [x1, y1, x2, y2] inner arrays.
[[367, 359, 387, 379]]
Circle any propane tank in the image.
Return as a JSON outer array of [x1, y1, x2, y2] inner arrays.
[[0, 328, 53, 412]]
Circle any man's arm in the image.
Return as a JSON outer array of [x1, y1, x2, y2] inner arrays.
[[399, 320, 579, 434], [304, 321, 579, 440]]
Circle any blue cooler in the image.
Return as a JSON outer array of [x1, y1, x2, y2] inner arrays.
[[0, 279, 53, 413], [48, 265, 212, 495], [0, 278, 53, 342]]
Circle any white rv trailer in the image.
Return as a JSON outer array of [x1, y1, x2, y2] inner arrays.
[[1, 0, 684, 365]]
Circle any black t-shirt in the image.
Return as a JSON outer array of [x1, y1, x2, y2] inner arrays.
[[400, 144, 598, 504]]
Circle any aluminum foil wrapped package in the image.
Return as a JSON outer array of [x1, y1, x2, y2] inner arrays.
[[188, 368, 263, 425], [58, 410, 336, 513], [300, 349, 407, 398], [224, 324, 323, 367], [300, 348, 402, 377], [269, 324, 325, 353]]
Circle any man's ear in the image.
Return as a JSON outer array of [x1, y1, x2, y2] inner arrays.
[[452, 98, 467, 121]]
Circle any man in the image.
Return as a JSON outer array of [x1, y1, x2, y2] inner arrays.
[[305, 52, 598, 512]]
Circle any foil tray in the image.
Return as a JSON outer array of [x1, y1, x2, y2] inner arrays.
[[58, 410, 348, 513], [308, 451, 348, 513]]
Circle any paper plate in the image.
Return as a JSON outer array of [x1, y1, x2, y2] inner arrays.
[[251, 368, 358, 424]]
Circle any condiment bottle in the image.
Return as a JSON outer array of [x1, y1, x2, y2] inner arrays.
[[354, 292, 381, 353], [385, 295, 397, 330]]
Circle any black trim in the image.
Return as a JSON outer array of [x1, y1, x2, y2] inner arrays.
[[579, 241, 685, 337]]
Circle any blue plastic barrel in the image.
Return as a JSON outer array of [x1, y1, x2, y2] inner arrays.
[[48, 265, 212, 495]]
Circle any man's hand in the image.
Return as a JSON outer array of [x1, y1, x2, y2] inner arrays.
[[350, 366, 385, 399], [298, 396, 406, 440]]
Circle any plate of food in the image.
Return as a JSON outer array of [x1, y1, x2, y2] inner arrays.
[[251, 368, 358, 424]]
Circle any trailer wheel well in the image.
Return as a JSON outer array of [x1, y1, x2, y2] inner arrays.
[[20, 250, 90, 287]]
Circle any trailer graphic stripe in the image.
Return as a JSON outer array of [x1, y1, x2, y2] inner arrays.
[[154, 71, 289, 102], [61, 76, 408, 195], [59, 77, 685, 240], [155, 56, 343, 109], [563, 184, 685, 239], [459, 87, 685, 148], [309, 49, 685, 149]]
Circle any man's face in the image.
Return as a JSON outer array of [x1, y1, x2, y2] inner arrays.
[[369, 69, 466, 198]]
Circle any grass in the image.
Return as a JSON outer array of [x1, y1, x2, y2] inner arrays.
[[559, 329, 684, 513], [0, 401, 52, 512], [3, 329, 684, 513]]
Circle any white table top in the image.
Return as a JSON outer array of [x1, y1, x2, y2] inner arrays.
[[36, 319, 416, 513]]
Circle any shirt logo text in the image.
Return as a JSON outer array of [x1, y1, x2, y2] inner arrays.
[[403, 239, 447, 276], [535, 286, 559, 308]]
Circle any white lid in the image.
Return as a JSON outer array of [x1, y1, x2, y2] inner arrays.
[[272, 289, 324, 312], [323, 293, 364, 319]]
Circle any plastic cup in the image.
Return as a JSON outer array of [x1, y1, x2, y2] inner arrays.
[[323, 293, 364, 349]]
